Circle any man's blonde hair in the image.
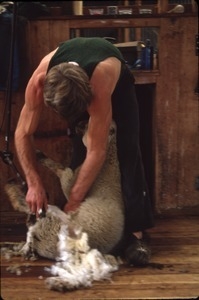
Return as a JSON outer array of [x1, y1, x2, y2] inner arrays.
[[44, 62, 92, 124]]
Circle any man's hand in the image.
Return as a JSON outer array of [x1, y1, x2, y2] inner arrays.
[[26, 184, 48, 217], [63, 200, 82, 213]]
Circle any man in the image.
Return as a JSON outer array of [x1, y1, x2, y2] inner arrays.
[[15, 37, 154, 266]]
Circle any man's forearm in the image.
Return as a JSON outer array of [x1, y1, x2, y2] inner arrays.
[[69, 150, 106, 203], [15, 132, 41, 187]]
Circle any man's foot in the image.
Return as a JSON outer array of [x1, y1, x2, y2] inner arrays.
[[124, 233, 151, 267]]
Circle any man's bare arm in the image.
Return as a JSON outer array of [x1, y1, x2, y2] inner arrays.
[[65, 58, 121, 211], [15, 73, 47, 214]]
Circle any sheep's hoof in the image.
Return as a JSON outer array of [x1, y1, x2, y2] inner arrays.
[[124, 235, 151, 267]]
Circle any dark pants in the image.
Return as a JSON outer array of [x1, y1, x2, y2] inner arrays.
[[70, 64, 154, 234]]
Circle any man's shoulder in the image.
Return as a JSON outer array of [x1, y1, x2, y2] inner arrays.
[[94, 58, 121, 81]]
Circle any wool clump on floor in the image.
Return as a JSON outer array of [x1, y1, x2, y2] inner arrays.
[[44, 223, 121, 291]]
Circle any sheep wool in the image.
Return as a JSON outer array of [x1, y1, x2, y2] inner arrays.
[[45, 223, 120, 291]]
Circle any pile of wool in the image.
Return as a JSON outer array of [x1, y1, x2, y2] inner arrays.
[[44, 223, 122, 291]]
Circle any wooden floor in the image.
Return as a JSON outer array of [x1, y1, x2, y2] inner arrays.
[[1, 213, 199, 300]]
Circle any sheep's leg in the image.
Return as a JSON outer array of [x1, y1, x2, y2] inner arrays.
[[5, 180, 38, 228], [5, 155, 75, 214], [4, 180, 39, 258], [58, 167, 76, 199], [5, 180, 29, 214], [36, 151, 75, 199], [20, 225, 38, 259], [4, 153, 66, 209], [36, 150, 65, 178]]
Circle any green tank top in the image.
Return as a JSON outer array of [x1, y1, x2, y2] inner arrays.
[[47, 37, 125, 78]]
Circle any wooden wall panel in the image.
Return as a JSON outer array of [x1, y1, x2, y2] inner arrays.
[[177, 17, 198, 208], [26, 20, 51, 73], [49, 20, 70, 50], [155, 16, 199, 211], [27, 20, 71, 73], [0, 91, 24, 213]]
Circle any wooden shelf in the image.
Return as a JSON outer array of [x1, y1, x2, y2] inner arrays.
[[34, 12, 197, 21], [133, 70, 159, 84]]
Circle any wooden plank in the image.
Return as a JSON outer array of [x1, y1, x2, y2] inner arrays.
[[49, 20, 70, 49], [158, 0, 168, 13], [176, 17, 199, 208], [133, 70, 159, 84], [69, 17, 161, 29], [154, 16, 199, 211], [1, 272, 199, 299], [27, 21, 51, 72]]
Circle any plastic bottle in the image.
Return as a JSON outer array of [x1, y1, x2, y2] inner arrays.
[[132, 41, 145, 69], [153, 48, 158, 70], [141, 39, 153, 70]]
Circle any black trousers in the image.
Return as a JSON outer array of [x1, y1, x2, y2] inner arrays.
[[70, 64, 154, 234]]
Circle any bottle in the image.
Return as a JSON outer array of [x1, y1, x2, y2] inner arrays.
[[132, 41, 145, 69], [153, 48, 158, 70], [141, 39, 153, 70], [73, 1, 83, 15]]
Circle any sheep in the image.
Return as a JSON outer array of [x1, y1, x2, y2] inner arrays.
[[4, 120, 125, 290]]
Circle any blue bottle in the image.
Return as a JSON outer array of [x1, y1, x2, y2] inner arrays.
[[141, 39, 153, 70]]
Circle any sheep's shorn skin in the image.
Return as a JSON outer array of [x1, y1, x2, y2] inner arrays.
[[5, 121, 124, 290]]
